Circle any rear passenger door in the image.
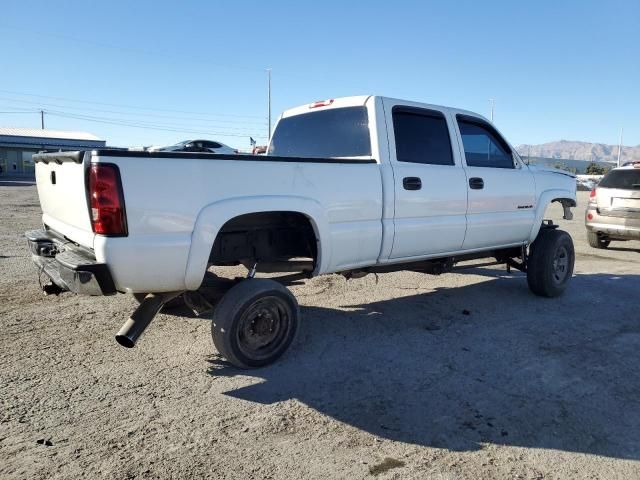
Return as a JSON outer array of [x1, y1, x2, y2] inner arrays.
[[385, 101, 468, 259], [453, 113, 535, 250]]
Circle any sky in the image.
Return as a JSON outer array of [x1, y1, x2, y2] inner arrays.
[[1, 0, 638, 150]]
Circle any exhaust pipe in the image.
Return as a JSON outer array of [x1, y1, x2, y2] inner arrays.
[[115, 291, 183, 348]]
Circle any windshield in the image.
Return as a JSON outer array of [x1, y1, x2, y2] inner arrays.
[[268, 106, 371, 158], [598, 169, 640, 189]]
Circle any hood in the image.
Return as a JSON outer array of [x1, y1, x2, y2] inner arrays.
[[527, 164, 576, 178]]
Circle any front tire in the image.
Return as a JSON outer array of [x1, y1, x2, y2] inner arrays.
[[587, 231, 610, 249], [211, 279, 299, 369], [527, 229, 575, 298]]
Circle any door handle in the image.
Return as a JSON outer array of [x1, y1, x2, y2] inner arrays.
[[403, 177, 422, 190], [469, 177, 484, 190]]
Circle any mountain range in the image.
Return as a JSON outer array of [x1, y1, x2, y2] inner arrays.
[[516, 140, 639, 164]]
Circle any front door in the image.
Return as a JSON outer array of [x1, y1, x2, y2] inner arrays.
[[385, 101, 468, 259], [453, 113, 535, 250]]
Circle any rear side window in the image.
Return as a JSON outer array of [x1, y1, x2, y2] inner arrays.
[[392, 107, 453, 165], [269, 106, 371, 158], [599, 169, 640, 189], [457, 117, 514, 169]]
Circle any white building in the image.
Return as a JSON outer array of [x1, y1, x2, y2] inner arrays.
[[0, 127, 106, 177]]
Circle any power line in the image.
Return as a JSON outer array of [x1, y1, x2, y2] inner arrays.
[[0, 95, 268, 125], [0, 97, 266, 130], [0, 89, 267, 120], [0, 24, 266, 75], [0, 105, 268, 137], [41, 109, 263, 134], [45, 110, 267, 138]]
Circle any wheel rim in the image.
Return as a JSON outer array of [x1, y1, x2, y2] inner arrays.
[[552, 245, 569, 284], [236, 295, 292, 361]]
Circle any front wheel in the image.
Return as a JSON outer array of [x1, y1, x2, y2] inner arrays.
[[211, 279, 299, 369], [527, 229, 575, 298]]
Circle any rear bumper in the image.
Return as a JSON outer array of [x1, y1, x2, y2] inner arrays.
[[585, 206, 640, 240], [25, 229, 117, 295]]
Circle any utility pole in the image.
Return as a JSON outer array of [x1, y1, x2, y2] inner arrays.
[[489, 99, 495, 123], [617, 127, 624, 167], [267, 68, 272, 140], [40, 110, 45, 129]]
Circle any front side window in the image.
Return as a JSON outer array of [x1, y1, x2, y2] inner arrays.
[[269, 106, 371, 158], [457, 117, 514, 169], [392, 107, 453, 165]]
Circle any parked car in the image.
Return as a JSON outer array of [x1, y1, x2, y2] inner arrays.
[[577, 177, 598, 191], [585, 163, 640, 248], [150, 139, 237, 154], [26, 95, 577, 368]]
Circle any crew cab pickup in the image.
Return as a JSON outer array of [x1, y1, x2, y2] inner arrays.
[[26, 95, 577, 368]]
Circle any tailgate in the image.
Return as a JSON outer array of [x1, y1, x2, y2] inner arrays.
[[34, 151, 95, 249], [597, 188, 640, 219]]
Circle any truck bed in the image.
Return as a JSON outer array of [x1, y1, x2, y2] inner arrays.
[[33, 149, 385, 292]]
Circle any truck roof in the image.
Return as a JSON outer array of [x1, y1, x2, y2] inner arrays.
[[280, 95, 488, 123]]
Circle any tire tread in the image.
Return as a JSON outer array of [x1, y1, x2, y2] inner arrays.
[[527, 229, 575, 298], [587, 231, 609, 249], [211, 279, 299, 369]]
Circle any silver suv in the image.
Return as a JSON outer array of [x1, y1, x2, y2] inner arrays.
[[585, 164, 640, 248]]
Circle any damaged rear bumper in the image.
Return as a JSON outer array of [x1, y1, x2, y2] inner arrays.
[[25, 229, 116, 295]]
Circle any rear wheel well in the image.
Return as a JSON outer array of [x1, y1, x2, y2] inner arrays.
[[209, 211, 318, 272]]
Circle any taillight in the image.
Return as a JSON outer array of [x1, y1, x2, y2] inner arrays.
[[88, 163, 127, 236], [589, 188, 597, 198]]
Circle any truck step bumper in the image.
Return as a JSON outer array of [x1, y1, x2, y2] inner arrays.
[[25, 229, 117, 296]]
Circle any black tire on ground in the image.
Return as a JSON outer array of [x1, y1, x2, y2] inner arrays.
[[211, 278, 299, 369], [132, 293, 185, 309], [587, 231, 610, 249], [527, 229, 575, 298]]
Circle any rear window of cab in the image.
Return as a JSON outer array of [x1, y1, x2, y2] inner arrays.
[[268, 106, 371, 158]]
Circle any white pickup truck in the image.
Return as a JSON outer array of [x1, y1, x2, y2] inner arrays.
[[26, 95, 577, 368]]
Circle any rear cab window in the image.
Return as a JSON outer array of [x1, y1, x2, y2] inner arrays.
[[392, 106, 454, 165], [599, 169, 640, 190], [268, 106, 371, 158]]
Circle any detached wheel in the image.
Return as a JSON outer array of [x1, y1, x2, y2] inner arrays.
[[527, 229, 575, 297], [211, 279, 299, 369], [587, 231, 610, 249], [133, 293, 184, 309]]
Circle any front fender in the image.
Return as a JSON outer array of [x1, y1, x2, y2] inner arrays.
[[183, 195, 330, 290], [528, 189, 577, 243]]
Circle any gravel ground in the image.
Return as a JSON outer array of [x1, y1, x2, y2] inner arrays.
[[1, 181, 639, 479]]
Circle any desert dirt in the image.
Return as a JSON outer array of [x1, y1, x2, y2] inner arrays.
[[1, 181, 639, 479]]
